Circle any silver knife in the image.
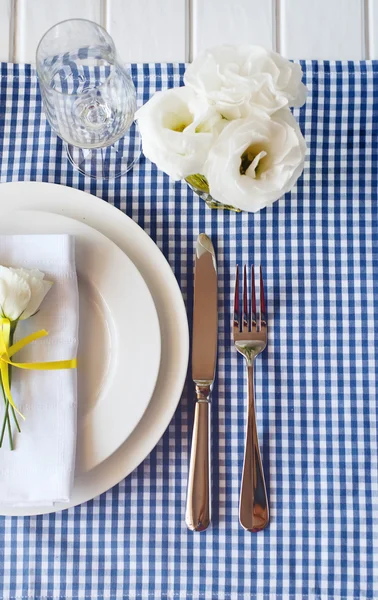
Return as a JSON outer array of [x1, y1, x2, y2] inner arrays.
[[185, 233, 218, 532]]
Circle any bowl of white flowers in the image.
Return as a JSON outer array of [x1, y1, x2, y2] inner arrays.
[[136, 44, 307, 213]]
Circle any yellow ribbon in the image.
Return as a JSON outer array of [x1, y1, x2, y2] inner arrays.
[[0, 318, 77, 419]]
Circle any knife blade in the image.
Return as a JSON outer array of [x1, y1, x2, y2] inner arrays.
[[185, 233, 217, 532]]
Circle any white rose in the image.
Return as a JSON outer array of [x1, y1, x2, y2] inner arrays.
[[203, 107, 306, 213], [184, 45, 307, 120], [135, 86, 223, 180], [0, 267, 31, 321], [0, 266, 52, 322], [9, 268, 53, 320]]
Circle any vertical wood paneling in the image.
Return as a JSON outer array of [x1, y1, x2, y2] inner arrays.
[[106, 0, 187, 63], [367, 0, 378, 58], [3, 0, 378, 65], [14, 0, 102, 63], [280, 0, 365, 59], [192, 0, 275, 59], [0, 0, 12, 61]]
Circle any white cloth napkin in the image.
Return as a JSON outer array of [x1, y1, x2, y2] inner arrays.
[[0, 234, 78, 506]]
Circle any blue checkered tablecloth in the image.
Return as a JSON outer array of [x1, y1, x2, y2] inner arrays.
[[0, 60, 377, 600]]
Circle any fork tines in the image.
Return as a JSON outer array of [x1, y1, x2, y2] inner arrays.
[[234, 265, 266, 332]]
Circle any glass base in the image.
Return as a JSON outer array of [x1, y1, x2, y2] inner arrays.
[[66, 121, 141, 179]]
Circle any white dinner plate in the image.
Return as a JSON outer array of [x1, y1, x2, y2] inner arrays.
[[0, 182, 189, 516], [0, 210, 161, 475]]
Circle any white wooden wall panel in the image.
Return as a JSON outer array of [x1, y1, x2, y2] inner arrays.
[[367, 0, 378, 58], [0, 0, 12, 61], [192, 0, 275, 59], [14, 0, 102, 63], [106, 0, 187, 63], [280, 0, 366, 59]]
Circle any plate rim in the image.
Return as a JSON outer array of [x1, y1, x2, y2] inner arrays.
[[0, 181, 189, 516], [0, 209, 162, 474]]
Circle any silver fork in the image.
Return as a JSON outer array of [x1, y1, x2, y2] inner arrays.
[[233, 265, 269, 532]]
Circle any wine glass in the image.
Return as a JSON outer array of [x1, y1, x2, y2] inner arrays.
[[36, 19, 140, 179]]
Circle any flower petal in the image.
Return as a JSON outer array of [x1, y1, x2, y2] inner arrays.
[[184, 44, 307, 119], [204, 107, 306, 212], [9, 268, 53, 320], [0, 266, 31, 321], [136, 86, 223, 179]]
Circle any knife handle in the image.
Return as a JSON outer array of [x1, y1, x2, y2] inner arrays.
[[185, 385, 211, 532]]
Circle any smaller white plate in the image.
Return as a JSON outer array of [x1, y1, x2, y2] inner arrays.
[[0, 211, 161, 474]]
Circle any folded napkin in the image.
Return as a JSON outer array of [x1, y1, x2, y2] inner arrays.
[[0, 234, 78, 506]]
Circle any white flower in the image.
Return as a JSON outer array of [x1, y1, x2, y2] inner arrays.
[[203, 108, 306, 213], [0, 267, 31, 321], [0, 266, 52, 322], [9, 268, 53, 320], [184, 45, 307, 120], [135, 86, 223, 180]]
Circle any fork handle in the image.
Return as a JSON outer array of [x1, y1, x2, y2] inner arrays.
[[185, 387, 211, 532], [239, 363, 269, 532]]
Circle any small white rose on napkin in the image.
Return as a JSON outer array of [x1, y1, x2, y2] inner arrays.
[[204, 108, 306, 212], [135, 86, 223, 180], [0, 266, 52, 321], [9, 267, 52, 320], [184, 45, 307, 120]]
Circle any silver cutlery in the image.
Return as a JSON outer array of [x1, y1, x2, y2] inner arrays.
[[185, 234, 218, 532], [233, 265, 269, 532]]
